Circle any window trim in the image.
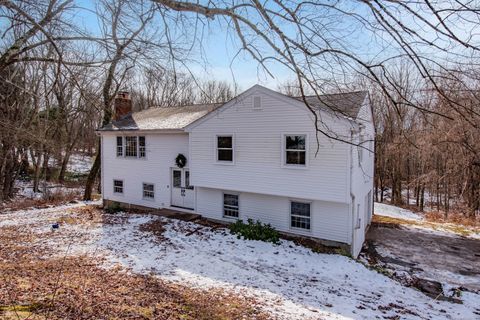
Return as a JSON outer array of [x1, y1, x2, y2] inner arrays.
[[222, 192, 240, 219], [113, 179, 124, 195], [116, 136, 124, 157], [142, 182, 155, 200], [289, 200, 312, 231], [115, 135, 147, 160], [282, 133, 309, 168], [215, 134, 235, 165]]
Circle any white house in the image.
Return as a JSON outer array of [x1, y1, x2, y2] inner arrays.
[[98, 85, 374, 257]]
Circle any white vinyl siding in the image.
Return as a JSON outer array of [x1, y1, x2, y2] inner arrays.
[[103, 133, 189, 208], [189, 88, 352, 203], [197, 187, 351, 244]]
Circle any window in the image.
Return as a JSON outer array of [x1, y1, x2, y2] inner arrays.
[[113, 180, 123, 194], [143, 183, 154, 199], [118, 136, 145, 158], [223, 193, 239, 218], [285, 135, 306, 165], [173, 170, 181, 188], [290, 201, 310, 230], [185, 171, 194, 190], [125, 136, 137, 157], [217, 135, 233, 162], [116, 136, 123, 157], [139, 136, 146, 158]]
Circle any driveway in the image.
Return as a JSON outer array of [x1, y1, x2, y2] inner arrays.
[[364, 219, 480, 292]]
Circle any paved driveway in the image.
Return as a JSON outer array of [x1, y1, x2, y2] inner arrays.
[[364, 221, 480, 292]]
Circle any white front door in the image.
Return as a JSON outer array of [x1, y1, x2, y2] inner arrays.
[[171, 168, 195, 209]]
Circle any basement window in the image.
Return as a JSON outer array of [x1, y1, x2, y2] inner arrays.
[[223, 193, 239, 218], [113, 180, 123, 194], [290, 201, 310, 230], [143, 183, 154, 199]]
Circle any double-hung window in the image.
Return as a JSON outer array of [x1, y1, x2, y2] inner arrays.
[[217, 135, 233, 162], [223, 193, 239, 218], [113, 180, 123, 194], [116, 136, 145, 158], [285, 135, 306, 166], [139, 136, 146, 158], [125, 136, 137, 157], [143, 183, 154, 199], [290, 201, 311, 230], [116, 137, 123, 157]]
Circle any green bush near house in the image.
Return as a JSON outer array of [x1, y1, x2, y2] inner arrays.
[[229, 219, 280, 244], [105, 201, 122, 214]]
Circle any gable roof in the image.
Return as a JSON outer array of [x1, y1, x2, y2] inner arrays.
[[99, 103, 222, 131], [98, 85, 368, 132], [295, 91, 368, 119]]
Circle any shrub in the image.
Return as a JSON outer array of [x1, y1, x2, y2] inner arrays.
[[105, 201, 122, 214], [229, 219, 280, 244]]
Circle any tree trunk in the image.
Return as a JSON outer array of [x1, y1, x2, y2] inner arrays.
[[83, 139, 101, 200], [58, 149, 73, 183]]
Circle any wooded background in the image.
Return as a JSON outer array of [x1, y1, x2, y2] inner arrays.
[[1, 0, 479, 217]]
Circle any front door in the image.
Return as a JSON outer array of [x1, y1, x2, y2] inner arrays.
[[171, 168, 195, 209]]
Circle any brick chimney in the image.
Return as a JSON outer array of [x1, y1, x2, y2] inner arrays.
[[114, 91, 132, 121]]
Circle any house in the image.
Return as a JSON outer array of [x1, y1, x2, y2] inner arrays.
[[98, 85, 374, 257]]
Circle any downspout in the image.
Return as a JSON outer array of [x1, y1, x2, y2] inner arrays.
[[349, 128, 356, 256]]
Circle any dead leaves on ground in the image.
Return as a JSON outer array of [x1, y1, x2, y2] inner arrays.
[[0, 209, 270, 320]]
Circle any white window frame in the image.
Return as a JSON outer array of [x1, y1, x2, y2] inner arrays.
[[116, 136, 123, 157], [215, 134, 234, 164], [113, 179, 124, 194], [117, 135, 146, 159], [282, 133, 308, 168], [223, 192, 239, 219], [290, 200, 312, 231], [142, 182, 155, 200]]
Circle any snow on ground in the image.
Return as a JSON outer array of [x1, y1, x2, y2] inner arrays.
[[66, 153, 93, 174], [374, 202, 423, 221], [1, 203, 479, 319]]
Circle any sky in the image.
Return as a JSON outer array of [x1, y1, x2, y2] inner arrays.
[[70, 0, 480, 92]]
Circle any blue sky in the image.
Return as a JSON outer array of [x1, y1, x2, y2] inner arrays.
[[70, 1, 480, 92]]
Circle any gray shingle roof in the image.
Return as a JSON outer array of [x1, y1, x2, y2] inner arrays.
[[99, 88, 367, 132], [99, 103, 222, 131], [295, 91, 368, 119]]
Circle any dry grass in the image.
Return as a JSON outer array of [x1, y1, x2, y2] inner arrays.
[[0, 208, 270, 320], [0, 190, 102, 212], [424, 210, 480, 227], [372, 215, 480, 237]]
